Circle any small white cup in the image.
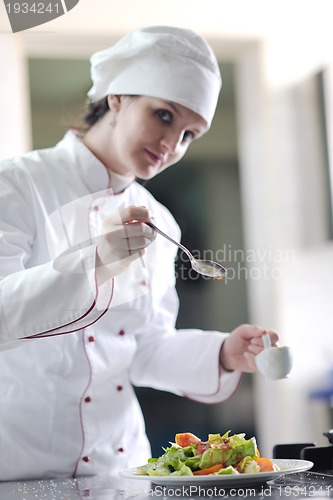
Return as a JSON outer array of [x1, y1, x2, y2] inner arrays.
[[255, 334, 293, 380]]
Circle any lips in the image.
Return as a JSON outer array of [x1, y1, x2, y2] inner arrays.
[[145, 149, 164, 166]]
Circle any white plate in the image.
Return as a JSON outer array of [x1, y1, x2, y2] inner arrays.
[[120, 459, 314, 487]]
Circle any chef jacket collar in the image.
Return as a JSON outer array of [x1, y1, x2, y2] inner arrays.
[[66, 130, 134, 194], [108, 170, 135, 194]]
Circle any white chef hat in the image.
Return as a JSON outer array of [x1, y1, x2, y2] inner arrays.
[[87, 26, 222, 127]]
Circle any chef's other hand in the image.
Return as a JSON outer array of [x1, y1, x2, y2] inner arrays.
[[219, 324, 279, 373], [96, 205, 156, 280]]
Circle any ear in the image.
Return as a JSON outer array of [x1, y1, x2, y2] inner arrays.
[[107, 95, 121, 113]]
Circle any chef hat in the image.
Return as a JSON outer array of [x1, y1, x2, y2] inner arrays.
[[87, 26, 222, 127]]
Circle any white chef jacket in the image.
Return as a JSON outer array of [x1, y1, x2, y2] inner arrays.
[[0, 130, 241, 481]]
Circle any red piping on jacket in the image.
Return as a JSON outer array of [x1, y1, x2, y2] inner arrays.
[[21, 254, 114, 339], [72, 331, 94, 477]]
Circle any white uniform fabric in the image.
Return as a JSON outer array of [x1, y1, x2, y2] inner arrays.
[[0, 130, 241, 481]]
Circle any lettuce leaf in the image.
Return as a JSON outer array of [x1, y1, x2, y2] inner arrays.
[[224, 436, 257, 467], [237, 457, 260, 474], [216, 465, 239, 475], [199, 447, 232, 469], [170, 465, 193, 476]]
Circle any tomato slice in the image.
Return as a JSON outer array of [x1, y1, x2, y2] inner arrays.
[[255, 457, 275, 472], [193, 463, 223, 475], [175, 432, 201, 448]]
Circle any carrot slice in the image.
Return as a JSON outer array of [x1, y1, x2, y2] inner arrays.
[[193, 463, 223, 475], [255, 457, 275, 472]]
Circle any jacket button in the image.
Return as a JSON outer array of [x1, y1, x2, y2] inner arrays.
[[88, 336, 95, 342], [84, 396, 92, 403], [118, 447, 124, 453], [118, 330, 125, 336], [140, 279, 149, 286], [82, 456, 90, 462], [117, 385, 123, 392]]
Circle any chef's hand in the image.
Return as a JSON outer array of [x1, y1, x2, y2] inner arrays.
[[96, 205, 156, 281], [219, 324, 279, 373]]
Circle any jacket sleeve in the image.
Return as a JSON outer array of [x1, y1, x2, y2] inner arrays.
[[0, 165, 113, 350], [130, 282, 242, 405], [0, 247, 113, 348], [131, 329, 242, 404]]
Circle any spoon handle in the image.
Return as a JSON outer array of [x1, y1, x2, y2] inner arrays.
[[147, 222, 193, 261]]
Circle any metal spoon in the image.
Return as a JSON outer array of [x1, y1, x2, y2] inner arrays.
[[147, 222, 227, 279]]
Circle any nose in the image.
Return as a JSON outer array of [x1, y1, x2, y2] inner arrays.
[[160, 130, 183, 155]]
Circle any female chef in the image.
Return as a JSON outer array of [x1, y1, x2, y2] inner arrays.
[[0, 26, 279, 481]]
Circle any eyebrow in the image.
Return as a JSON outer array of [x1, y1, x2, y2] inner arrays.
[[167, 101, 181, 117]]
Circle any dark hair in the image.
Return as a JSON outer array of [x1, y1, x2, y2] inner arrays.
[[72, 96, 110, 133], [76, 95, 139, 132], [82, 96, 110, 128]]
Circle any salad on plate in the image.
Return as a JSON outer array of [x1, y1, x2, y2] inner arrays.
[[137, 431, 279, 477]]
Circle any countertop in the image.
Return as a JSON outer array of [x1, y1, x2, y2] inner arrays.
[[0, 471, 332, 500]]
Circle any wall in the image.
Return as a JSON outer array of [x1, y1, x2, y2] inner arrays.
[[235, 42, 333, 455]]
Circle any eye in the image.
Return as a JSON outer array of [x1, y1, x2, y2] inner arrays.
[[156, 109, 172, 123], [182, 130, 195, 143]]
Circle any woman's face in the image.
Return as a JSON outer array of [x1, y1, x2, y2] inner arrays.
[[100, 95, 208, 180]]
